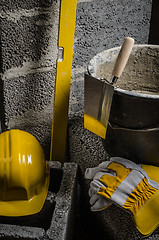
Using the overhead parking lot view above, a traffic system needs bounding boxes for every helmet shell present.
[0,129,50,216]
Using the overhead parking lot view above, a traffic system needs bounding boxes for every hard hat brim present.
[0,166,50,217]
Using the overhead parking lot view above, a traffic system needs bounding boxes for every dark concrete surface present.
[148,0,159,44]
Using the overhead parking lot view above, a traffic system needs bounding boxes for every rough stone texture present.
[0,0,54,11]
[3,71,55,159]
[0,225,46,240]
[0,0,60,159]
[0,162,78,240]
[46,163,78,240]
[4,72,54,116]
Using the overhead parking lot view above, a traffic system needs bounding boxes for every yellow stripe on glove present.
[85,157,159,236]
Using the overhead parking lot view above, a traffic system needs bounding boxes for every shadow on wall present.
[148,0,159,44]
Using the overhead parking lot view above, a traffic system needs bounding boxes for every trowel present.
[84,37,134,139]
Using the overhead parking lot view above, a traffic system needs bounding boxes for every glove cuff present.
[134,190,159,236]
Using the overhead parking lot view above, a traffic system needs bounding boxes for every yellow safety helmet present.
[0,129,50,216]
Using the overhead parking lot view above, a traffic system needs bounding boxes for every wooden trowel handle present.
[112,37,134,79]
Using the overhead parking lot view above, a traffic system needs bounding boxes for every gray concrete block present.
[68,117,109,175]
[3,70,55,159]
[0,224,46,240]
[73,0,152,67]
[69,79,84,116]
[0,3,59,72]
[4,71,54,119]
[46,163,78,240]
[0,0,55,11]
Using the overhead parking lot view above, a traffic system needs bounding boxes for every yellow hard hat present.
[0,129,50,216]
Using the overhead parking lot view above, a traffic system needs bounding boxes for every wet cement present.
[96,45,159,95]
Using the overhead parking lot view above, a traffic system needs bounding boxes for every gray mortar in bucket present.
[88,44,159,128]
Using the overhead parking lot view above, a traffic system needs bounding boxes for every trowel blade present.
[84,74,114,139]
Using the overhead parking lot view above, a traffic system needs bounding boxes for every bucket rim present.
[88,44,159,99]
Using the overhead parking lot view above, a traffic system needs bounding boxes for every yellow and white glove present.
[85,157,159,236]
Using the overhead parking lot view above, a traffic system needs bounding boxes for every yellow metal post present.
[50,0,77,163]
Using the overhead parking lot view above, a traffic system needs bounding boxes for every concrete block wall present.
[0,0,60,159]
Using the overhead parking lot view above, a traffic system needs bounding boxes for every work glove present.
[85,157,159,236]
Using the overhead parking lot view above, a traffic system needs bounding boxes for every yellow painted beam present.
[50,0,77,163]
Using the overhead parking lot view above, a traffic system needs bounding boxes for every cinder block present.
[0,162,78,240]
[0,3,59,72]
[46,163,78,240]
[3,70,55,159]
[0,0,55,11]
[0,224,46,240]
[4,71,54,119]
